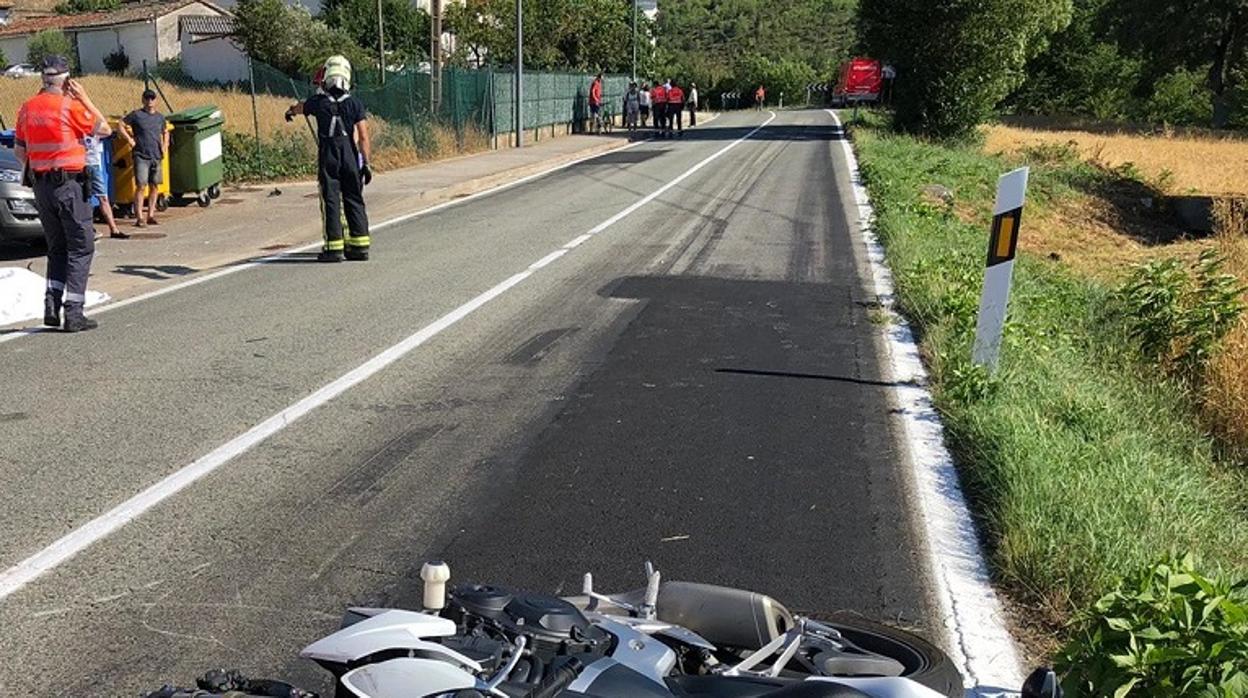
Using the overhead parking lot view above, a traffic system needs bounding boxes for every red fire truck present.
[831,58,884,106]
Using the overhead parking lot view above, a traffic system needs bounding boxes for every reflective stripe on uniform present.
[22,94,87,171]
[345,234,370,248]
[47,279,66,291]
[324,238,345,251]
[64,292,85,303]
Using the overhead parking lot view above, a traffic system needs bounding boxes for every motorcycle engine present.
[446,584,610,664]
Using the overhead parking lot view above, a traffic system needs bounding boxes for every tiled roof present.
[178,13,232,37]
[0,0,207,37]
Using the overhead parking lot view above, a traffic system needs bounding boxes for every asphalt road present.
[0,109,937,696]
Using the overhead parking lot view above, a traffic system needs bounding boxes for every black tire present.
[208,184,221,199]
[197,192,211,207]
[805,613,963,698]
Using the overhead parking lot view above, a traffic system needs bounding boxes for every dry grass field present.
[0,74,295,136]
[985,124,1248,196]
[984,123,1248,451]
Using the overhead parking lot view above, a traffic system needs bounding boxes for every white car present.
[3,63,39,79]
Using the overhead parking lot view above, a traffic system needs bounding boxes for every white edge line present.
[0,111,776,603]
[0,137,650,346]
[826,109,1024,697]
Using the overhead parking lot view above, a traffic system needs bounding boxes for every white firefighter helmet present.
[323,55,352,93]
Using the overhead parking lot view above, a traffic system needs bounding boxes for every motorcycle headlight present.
[0,169,22,183]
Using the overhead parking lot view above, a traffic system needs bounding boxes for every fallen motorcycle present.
[144,562,1062,698]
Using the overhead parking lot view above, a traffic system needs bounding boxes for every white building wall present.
[155,2,225,63]
[180,35,247,84]
[75,23,157,75]
[0,36,28,65]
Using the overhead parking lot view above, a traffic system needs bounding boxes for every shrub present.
[1056,554,1248,697]
[1120,250,1246,380]
[222,130,315,183]
[1142,68,1214,127]
[103,47,129,76]
[27,30,75,71]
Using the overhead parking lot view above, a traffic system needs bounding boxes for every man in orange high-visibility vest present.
[651,81,668,134]
[15,56,112,332]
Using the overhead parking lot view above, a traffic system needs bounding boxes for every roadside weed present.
[1056,554,1248,697]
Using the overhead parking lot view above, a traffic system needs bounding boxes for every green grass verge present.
[846,113,1248,622]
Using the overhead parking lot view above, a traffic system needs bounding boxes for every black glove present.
[284,108,295,123]
[360,163,373,186]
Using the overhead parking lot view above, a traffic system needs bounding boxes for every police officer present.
[286,56,373,262]
[15,55,112,332]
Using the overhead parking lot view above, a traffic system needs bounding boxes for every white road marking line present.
[0,112,775,603]
[826,109,1023,695]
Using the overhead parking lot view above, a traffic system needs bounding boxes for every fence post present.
[247,57,261,152]
[143,60,174,113]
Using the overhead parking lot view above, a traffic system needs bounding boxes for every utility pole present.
[631,0,637,81]
[431,0,442,113]
[376,0,385,84]
[515,0,523,147]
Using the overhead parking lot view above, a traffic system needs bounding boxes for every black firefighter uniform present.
[302,92,371,259]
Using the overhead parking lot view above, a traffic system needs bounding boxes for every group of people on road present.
[589,73,700,138]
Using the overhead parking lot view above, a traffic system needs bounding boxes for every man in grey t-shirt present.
[120,89,167,227]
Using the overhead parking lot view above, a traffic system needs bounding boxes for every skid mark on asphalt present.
[0,112,778,604]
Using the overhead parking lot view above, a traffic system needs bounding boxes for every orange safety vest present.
[652,85,668,104]
[15,92,94,172]
[667,86,685,104]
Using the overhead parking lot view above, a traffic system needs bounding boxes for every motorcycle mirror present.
[1022,667,1063,698]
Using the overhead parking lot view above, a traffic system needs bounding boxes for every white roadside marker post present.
[972,167,1029,371]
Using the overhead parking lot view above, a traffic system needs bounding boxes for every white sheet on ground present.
[0,267,109,326]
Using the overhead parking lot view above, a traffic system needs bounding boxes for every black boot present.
[344,248,370,261]
[318,250,345,263]
[43,293,62,328]
[62,304,98,332]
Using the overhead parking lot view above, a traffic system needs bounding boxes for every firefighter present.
[15,55,113,332]
[286,55,373,262]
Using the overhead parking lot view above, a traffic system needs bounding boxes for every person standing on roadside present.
[285,55,373,262]
[15,55,113,332]
[651,80,668,135]
[85,134,125,240]
[639,83,651,128]
[687,82,699,127]
[624,81,640,132]
[755,84,766,111]
[119,89,168,228]
[589,72,605,134]
[667,79,685,136]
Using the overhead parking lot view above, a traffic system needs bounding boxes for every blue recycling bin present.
[92,135,114,209]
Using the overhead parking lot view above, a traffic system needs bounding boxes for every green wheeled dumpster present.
[168,105,224,207]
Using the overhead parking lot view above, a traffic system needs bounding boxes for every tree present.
[859,0,1073,139]
[441,0,647,72]
[321,0,429,67]
[654,0,854,102]
[1104,0,1247,127]
[233,0,368,76]
[103,47,130,76]
[27,30,76,71]
[54,0,119,14]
